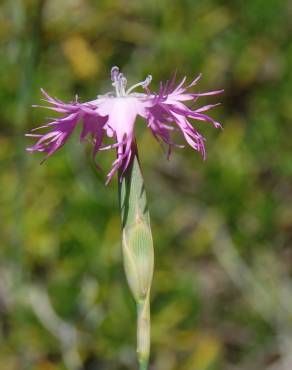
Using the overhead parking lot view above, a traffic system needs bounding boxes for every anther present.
[142,75,152,88]
[111,66,120,82]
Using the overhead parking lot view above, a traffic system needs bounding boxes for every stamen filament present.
[126,75,152,95]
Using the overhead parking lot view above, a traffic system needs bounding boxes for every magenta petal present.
[27,68,222,183]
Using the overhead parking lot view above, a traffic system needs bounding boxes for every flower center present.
[111,66,152,97]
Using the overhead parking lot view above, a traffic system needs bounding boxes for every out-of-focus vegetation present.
[0,0,292,369]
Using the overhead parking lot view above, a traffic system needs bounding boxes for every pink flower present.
[26,66,222,183]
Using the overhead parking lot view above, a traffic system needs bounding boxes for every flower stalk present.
[137,294,150,370]
[26,66,223,369]
[118,145,154,370]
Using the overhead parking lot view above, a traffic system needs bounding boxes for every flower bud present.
[122,219,154,302]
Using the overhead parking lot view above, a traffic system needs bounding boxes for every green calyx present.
[119,150,153,370]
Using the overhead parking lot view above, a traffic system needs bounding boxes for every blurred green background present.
[1,0,292,369]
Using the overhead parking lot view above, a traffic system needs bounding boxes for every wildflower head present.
[26,66,222,183]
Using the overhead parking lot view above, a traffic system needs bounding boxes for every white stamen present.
[111,67,122,96]
[110,66,152,97]
[112,81,121,97]
[119,73,127,96]
[126,75,152,95]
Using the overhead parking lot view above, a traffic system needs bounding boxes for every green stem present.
[137,295,150,370]
[139,359,149,370]
[119,147,153,370]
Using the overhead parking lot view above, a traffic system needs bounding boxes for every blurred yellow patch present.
[0,356,18,370]
[35,360,60,370]
[182,333,221,370]
[62,35,99,79]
